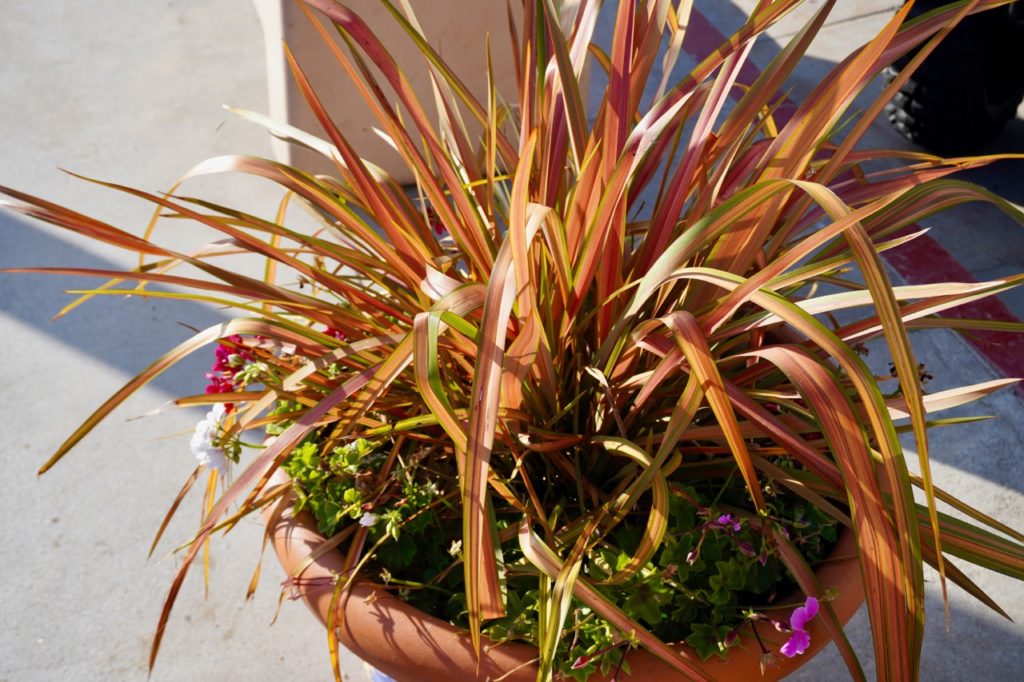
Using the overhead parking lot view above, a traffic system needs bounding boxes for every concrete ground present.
[0,1,1021,681]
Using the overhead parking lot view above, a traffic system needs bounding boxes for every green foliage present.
[283,437,382,535]
[288,440,838,677]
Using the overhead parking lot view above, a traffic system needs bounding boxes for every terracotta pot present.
[263,469,863,681]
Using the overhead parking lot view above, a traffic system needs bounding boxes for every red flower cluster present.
[204,335,255,412]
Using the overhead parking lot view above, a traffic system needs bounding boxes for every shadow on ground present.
[0,210,229,400]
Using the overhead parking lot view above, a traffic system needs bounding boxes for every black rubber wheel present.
[884,1,1024,155]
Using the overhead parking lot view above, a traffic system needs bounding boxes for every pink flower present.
[779,597,819,658]
[790,596,819,632]
[780,630,811,658]
[710,513,742,532]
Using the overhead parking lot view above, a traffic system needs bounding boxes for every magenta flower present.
[204,373,234,395]
[425,204,447,236]
[780,629,811,658]
[204,335,256,412]
[779,597,819,658]
[710,513,742,532]
[324,326,347,340]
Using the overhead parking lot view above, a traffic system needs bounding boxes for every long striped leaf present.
[743,344,913,680]
[518,519,714,681]
[37,319,316,473]
[645,311,767,512]
[462,181,547,650]
[658,268,925,680]
[588,437,674,583]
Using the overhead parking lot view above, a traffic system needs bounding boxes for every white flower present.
[358,512,378,527]
[190,406,228,472]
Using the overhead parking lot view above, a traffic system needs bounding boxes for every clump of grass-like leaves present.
[4,1,1024,680]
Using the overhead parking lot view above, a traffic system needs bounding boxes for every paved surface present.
[1,1,1021,681]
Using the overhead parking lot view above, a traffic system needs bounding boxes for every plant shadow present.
[0,210,230,402]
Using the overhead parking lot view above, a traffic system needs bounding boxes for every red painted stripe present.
[682,7,1024,392]
[884,228,1024,388]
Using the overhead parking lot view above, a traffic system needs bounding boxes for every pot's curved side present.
[262,470,538,682]
[263,470,863,681]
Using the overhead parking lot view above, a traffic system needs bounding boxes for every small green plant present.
[5,0,1024,681]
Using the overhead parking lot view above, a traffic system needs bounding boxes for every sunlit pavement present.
[1,2,1021,680]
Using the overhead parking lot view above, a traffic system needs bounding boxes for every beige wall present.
[253,0,519,183]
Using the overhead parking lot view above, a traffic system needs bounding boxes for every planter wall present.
[263,470,865,681]
[251,0,520,183]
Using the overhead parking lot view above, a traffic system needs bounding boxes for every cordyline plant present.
[5,0,1024,680]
